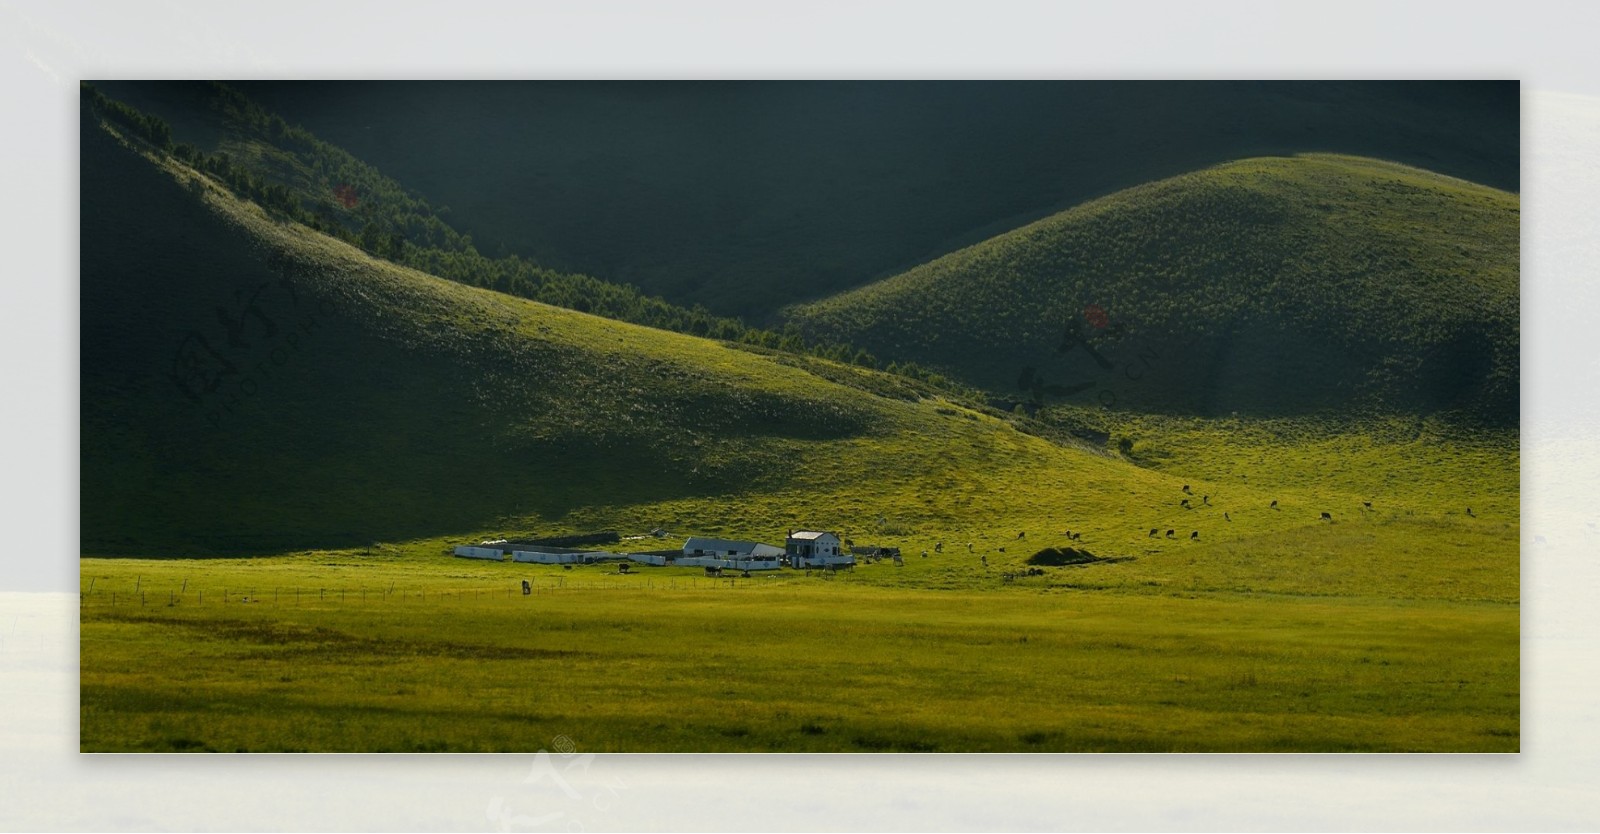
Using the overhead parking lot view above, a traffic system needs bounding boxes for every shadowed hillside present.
[107,81,1520,319]
[80,109,1142,556]
[80,115,866,554]
[789,155,1519,424]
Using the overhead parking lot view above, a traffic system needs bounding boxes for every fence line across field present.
[75,576,837,607]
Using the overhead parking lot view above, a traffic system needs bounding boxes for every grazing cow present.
[1320,512,1332,521]
[1270,500,1279,509]
[1202,495,1209,505]
[1149,528,1159,537]
[967,542,974,552]
[1180,499,1191,509]
[935,542,943,553]
[1165,529,1176,539]
[1182,485,1192,494]
[1190,531,1199,540]
[998,546,1006,553]
[704,566,722,577]
[1071,532,1081,541]
[1225,512,1232,522]
[1363,501,1372,509]
[1017,531,1026,539]
[1466,507,1476,518]
[981,556,988,566]
[921,550,928,558]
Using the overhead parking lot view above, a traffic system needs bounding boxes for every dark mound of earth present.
[1026,547,1100,566]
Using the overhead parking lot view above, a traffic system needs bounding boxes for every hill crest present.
[789,154,1519,423]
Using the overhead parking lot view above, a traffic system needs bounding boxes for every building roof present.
[682,537,782,556]
[787,530,837,540]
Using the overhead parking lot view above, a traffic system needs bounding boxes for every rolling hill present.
[80,101,1160,556]
[788,155,1519,424]
[106,81,1520,319]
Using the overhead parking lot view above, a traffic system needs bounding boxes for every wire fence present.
[75,573,861,609]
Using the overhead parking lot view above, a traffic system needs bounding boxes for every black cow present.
[1320,512,1332,521]
[1149,528,1159,537]
[1165,529,1176,539]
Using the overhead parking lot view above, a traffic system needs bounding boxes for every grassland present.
[80,101,1518,753]
[790,155,1519,423]
[79,577,1516,753]
[81,401,1518,751]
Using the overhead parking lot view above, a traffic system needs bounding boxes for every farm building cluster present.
[453,530,865,573]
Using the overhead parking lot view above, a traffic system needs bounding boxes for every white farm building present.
[680,537,784,570]
[453,545,506,561]
[511,547,626,565]
[786,530,853,568]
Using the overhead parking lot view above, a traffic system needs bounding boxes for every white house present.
[786,530,852,568]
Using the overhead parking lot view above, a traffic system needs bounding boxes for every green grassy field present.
[80,405,1518,751]
[80,572,1516,753]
